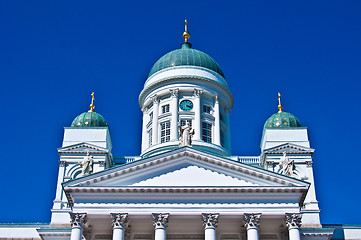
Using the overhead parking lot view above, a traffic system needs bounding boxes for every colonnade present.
[69,212,302,240]
[142,88,226,148]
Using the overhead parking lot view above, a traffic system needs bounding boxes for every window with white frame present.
[148,128,152,147]
[160,121,170,143]
[162,104,170,114]
[149,112,153,124]
[202,122,212,143]
[180,119,192,128]
[203,104,211,114]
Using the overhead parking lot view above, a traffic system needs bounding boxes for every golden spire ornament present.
[277,92,283,113]
[183,19,190,42]
[89,92,95,112]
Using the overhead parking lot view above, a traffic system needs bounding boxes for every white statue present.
[178,122,195,147]
[79,152,93,176]
[278,152,295,176]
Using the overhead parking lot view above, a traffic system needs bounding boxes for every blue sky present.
[0,1,360,224]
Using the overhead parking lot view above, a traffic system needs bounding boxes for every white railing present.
[236,156,261,164]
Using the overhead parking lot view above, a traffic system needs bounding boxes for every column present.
[244,213,261,240]
[285,213,302,240]
[70,213,87,240]
[169,89,179,141]
[151,95,160,145]
[202,213,219,240]
[224,106,231,151]
[213,96,221,145]
[111,213,128,240]
[141,107,148,152]
[193,89,202,141]
[152,213,169,240]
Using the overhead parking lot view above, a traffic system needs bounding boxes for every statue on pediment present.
[178,122,194,147]
[79,151,93,176]
[278,152,295,176]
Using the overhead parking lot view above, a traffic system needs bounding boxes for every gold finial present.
[278,92,283,113]
[183,19,190,42]
[89,92,95,112]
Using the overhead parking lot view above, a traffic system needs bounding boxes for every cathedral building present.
[0,21,360,240]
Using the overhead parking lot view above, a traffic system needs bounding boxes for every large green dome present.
[71,111,108,127]
[148,42,225,78]
[264,111,302,129]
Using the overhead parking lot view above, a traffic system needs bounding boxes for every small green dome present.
[71,111,108,127]
[148,42,225,78]
[264,111,302,129]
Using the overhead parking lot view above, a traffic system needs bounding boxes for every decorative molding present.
[266,161,274,168]
[244,213,261,230]
[58,143,109,154]
[69,213,87,229]
[169,89,179,98]
[193,88,203,98]
[151,95,160,104]
[202,213,219,229]
[152,213,169,229]
[263,143,314,155]
[59,161,67,167]
[111,213,128,229]
[99,161,106,167]
[139,75,233,108]
[306,161,313,167]
[285,213,302,229]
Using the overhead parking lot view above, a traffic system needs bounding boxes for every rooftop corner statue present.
[79,151,93,176]
[178,121,194,147]
[4,21,358,240]
[278,152,295,177]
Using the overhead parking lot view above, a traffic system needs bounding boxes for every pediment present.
[263,143,314,155]
[58,142,109,154]
[64,147,308,189]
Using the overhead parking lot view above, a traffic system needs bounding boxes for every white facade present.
[1,32,361,240]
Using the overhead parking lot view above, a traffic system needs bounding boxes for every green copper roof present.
[148,42,225,78]
[71,111,108,127]
[264,111,302,129]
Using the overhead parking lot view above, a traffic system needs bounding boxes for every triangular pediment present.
[58,142,109,154]
[263,143,314,155]
[64,147,308,189]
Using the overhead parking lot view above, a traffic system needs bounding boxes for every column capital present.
[202,213,219,229]
[193,88,203,97]
[151,95,160,104]
[70,213,87,229]
[169,89,179,98]
[59,160,67,167]
[214,95,219,103]
[111,213,128,229]
[152,213,169,229]
[285,213,302,229]
[244,213,261,230]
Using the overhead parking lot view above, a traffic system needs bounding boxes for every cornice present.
[139,75,234,109]
[64,186,308,207]
[58,143,110,155]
